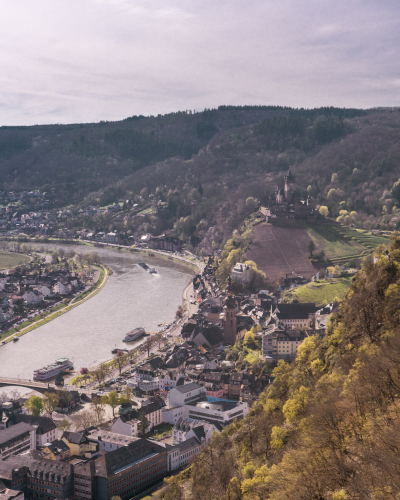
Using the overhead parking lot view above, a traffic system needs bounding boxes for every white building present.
[53,282,67,295]
[22,290,43,305]
[36,285,54,297]
[172,417,220,445]
[167,383,207,409]
[162,407,184,425]
[184,400,248,426]
[231,263,252,284]
[89,430,140,452]
[176,437,202,468]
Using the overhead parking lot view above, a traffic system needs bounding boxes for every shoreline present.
[66,253,201,386]
[0,265,109,345]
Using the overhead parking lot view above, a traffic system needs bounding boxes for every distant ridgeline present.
[0,105,365,207]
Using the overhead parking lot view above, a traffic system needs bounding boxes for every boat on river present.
[123,327,146,342]
[33,358,74,380]
[138,262,157,274]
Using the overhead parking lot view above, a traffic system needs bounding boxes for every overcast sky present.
[0,0,399,125]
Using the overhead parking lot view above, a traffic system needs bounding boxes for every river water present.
[0,245,194,380]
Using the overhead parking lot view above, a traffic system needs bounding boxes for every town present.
[0,235,345,500]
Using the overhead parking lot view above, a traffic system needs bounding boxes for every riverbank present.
[66,255,201,389]
[0,265,109,344]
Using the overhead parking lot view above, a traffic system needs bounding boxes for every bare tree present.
[91,396,106,426]
[71,409,96,431]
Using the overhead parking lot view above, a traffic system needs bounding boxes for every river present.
[0,245,194,381]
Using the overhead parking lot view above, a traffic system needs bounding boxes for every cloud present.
[0,0,399,125]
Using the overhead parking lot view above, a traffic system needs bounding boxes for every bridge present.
[0,377,56,394]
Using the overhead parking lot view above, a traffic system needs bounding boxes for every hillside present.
[245,223,317,282]
[2,107,400,259]
[244,222,389,284]
[0,106,304,206]
[161,236,400,499]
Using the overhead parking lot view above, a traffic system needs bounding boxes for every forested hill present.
[161,236,400,500]
[0,105,364,207]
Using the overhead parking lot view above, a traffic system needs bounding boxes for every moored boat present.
[123,327,146,342]
[33,358,74,380]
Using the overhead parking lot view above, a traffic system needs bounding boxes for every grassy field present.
[286,277,353,306]
[0,251,30,269]
[306,225,389,262]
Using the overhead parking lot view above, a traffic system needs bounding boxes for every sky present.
[0,0,399,125]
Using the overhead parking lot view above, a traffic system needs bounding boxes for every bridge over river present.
[0,377,55,393]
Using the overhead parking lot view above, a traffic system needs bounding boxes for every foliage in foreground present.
[162,236,400,499]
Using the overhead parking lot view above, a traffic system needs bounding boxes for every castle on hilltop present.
[259,167,318,224]
[276,168,296,204]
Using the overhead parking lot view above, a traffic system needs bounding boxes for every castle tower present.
[284,168,295,201]
[223,295,237,345]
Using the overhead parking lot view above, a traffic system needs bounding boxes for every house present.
[231,263,252,284]
[167,383,207,409]
[22,290,43,305]
[53,282,67,295]
[88,431,140,453]
[0,423,36,461]
[41,440,71,461]
[61,431,98,458]
[268,303,318,329]
[262,325,309,360]
[36,284,54,297]
[161,406,185,425]
[112,410,143,437]
[172,417,220,446]
[175,437,202,468]
[73,438,167,500]
[140,400,164,429]
[11,415,57,448]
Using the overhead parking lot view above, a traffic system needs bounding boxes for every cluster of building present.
[0,263,86,328]
[0,375,248,499]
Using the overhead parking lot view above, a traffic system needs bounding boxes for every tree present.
[391,178,400,203]
[120,385,134,404]
[26,395,44,416]
[91,396,106,426]
[104,391,119,417]
[114,351,125,376]
[308,240,315,257]
[72,409,96,431]
[246,197,255,209]
[142,337,154,358]
[57,418,71,433]
[331,173,339,183]
[139,410,150,437]
[244,330,256,348]
[175,305,184,319]
[43,392,59,418]
[319,206,329,217]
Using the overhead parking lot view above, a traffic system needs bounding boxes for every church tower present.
[284,168,295,201]
[223,295,238,345]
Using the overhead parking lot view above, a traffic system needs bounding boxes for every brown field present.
[246,223,317,282]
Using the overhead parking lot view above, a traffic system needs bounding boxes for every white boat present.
[148,267,157,274]
[33,358,74,380]
[123,327,146,342]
